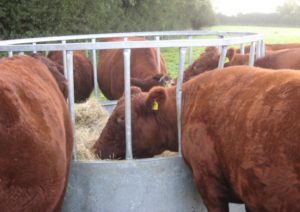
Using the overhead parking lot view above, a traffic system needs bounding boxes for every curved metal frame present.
[0,31,264,211]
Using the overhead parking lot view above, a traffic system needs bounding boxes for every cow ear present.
[226,48,235,61]
[131,78,146,89]
[131,86,142,95]
[145,87,167,112]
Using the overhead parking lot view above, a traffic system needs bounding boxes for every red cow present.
[236,42,300,54]
[0,55,73,211]
[47,50,94,103]
[226,48,300,70]
[254,48,300,69]
[30,53,68,99]
[97,37,170,100]
[182,46,220,82]
[93,66,300,211]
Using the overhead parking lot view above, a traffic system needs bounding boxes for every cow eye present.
[116,116,125,125]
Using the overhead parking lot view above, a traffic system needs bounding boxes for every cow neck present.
[155,87,178,151]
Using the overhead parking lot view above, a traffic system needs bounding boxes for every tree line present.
[216,0,300,27]
[0,0,215,40]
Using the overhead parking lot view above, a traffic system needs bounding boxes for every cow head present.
[131,74,172,91]
[224,48,249,66]
[93,86,178,159]
[183,46,220,82]
[30,53,68,99]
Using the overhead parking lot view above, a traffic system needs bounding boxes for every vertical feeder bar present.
[248,41,256,66]
[62,40,68,77]
[124,48,133,160]
[155,36,161,72]
[32,42,37,53]
[92,38,99,97]
[218,46,228,69]
[188,36,193,65]
[66,50,76,160]
[176,47,187,156]
[8,51,13,57]
[218,34,224,52]
[256,40,261,58]
[260,39,265,57]
[240,43,245,55]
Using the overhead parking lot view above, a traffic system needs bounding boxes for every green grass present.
[92,25,300,100]
[162,25,300,77]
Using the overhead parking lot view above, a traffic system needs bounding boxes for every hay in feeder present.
[74,97,109,160]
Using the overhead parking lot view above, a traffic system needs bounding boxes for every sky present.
[211,0,288,16]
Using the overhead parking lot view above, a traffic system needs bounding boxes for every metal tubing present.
[248,42,256,66]
[66,50,76,160]
[155,36,161,72]
[0,30,263,46]
[176,47,187,157]
[188,36,193,64]
[62,40,68,77]
[32,42,37,53]
[92,39,99,97]
[123,49,133,160]
[256,40,261,58]
[240,43,245,55]
[218,35,224,52]
[260,39,265,57]
[218,46,228,69]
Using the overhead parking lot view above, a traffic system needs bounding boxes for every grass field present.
[162,25,300,77]
[93,25,300,100]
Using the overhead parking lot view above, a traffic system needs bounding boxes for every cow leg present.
[193,174,229,212]
[182,124,230,212]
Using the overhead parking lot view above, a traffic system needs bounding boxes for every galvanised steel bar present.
[261,39,266,57]
[62,40,68,78]
[248,41,256,66]
[176,47,187,157]
[155,36,161,72]
[32,42,37,53]
[240,43,245,55]
[66,50,76,160]
[0,35,264,52]
[218,45,228,69]
[256,40,261,59]
[0,31,261,46]
[188,35,193,65]
[92,38,99,98]
[123,48,133,160]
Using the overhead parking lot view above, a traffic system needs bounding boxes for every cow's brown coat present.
[0,56,73,211]
[48,50,94,102]
[94,66,300,211]
[97,37,169,100]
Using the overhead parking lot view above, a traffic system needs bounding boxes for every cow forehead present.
[113,93,147,118]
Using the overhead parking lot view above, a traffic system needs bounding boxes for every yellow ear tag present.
[225,57,230,63]
[152,100,159,111]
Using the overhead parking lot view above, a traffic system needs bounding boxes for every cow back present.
[0,55,73,211]
[97,37,167,100]
[48,50,94,102]
[182,66,300,210]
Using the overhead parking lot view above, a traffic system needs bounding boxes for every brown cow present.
[182,46,220,82]
[0,55,73,211]
[94,66,300,211]
[47,50,94,103]
[236,43,300,54]
[226,48,300,70]
[30,53,68,99]
[97,37,170,100]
